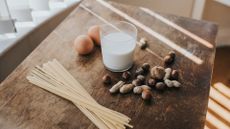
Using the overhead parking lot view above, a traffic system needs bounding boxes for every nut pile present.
[102,51,181,102]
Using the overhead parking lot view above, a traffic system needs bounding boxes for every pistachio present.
[164,68,172,80]
[164,79,174,87]
[172,80,181,87]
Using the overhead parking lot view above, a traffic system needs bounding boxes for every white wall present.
[0,0,9,17]
[108,0,195,17]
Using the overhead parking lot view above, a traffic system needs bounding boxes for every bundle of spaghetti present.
[27,59,133,129]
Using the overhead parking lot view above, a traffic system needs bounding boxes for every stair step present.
[31,10,53,24]
[0,19,15,34]
[29,0,49,10]
[9,8,33,22]
[15,21,35,33]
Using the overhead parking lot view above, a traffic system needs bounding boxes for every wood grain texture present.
[0,0,217,129]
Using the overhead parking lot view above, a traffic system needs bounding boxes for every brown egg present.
[74,35,94,55]
[88,25,101,46]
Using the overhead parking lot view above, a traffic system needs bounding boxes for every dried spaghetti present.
[27,59,132,129]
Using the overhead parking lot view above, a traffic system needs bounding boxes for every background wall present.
[0,2,80,82]
[109,0,230,46]
[203,0,230,45]
[109,0,195,17]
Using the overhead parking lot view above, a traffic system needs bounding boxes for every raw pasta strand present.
[30,68,130,123]
[26,59,132,129]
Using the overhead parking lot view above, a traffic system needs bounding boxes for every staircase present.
[205,83,230,129]
[0,0,80,54]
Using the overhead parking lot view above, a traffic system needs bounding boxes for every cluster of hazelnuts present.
[102,51,181,101]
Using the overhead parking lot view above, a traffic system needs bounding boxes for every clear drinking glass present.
[100,21,137,72]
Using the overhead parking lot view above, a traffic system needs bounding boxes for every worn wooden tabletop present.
[0,0,217,129]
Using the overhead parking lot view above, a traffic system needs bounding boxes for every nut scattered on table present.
[147,78,156,88]
[104,51,181,103]
[133,86,143,94]
[137,75,145,83]
[171,70,179,80]
[122,71,131,81]
[163,51,176,65]
[164,68,172,80]
[164,79,174,87]
[142,63,150,72]
[139,85,151,91]
[150,66,166,80]
[141,90,152,100]
[155,82,166,90]
[132,79,142,86]
[102,74,112,84]
[139,37,148,49]
[163,55,174,65]
[120,84,135,94]
[171,80,181,87]
[109,81,125,93]
[135,67,145,76]
[169,51,176,59]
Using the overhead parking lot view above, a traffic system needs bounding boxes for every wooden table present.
[0,0,217,129]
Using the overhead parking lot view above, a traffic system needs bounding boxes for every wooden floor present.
[205,46,230,129]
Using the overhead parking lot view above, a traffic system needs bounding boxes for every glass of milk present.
[100,21,137,72]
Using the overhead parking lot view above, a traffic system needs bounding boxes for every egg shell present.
[74,35,94,55]
[88,25,101,46]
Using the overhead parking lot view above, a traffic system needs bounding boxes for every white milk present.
[101,32,136,72]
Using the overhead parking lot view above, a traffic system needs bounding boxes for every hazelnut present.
[135,67,145,76]
[140,85,151,90]
[147,78,156,87]
[142,63,150,72]
[139,42,147,49]
[171,70,179,80]
[169,51,176,59]
[141,90,152,100]
[155,82,166,90]
[137,75,145,82]
[133,86,143,94]
[140,37,147,44]
[150,66,165,80]
[132,79,142,86]
[139,37,148,49]
[163,55,174,65]
[122,71,131,80]
[102,74,112,84]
